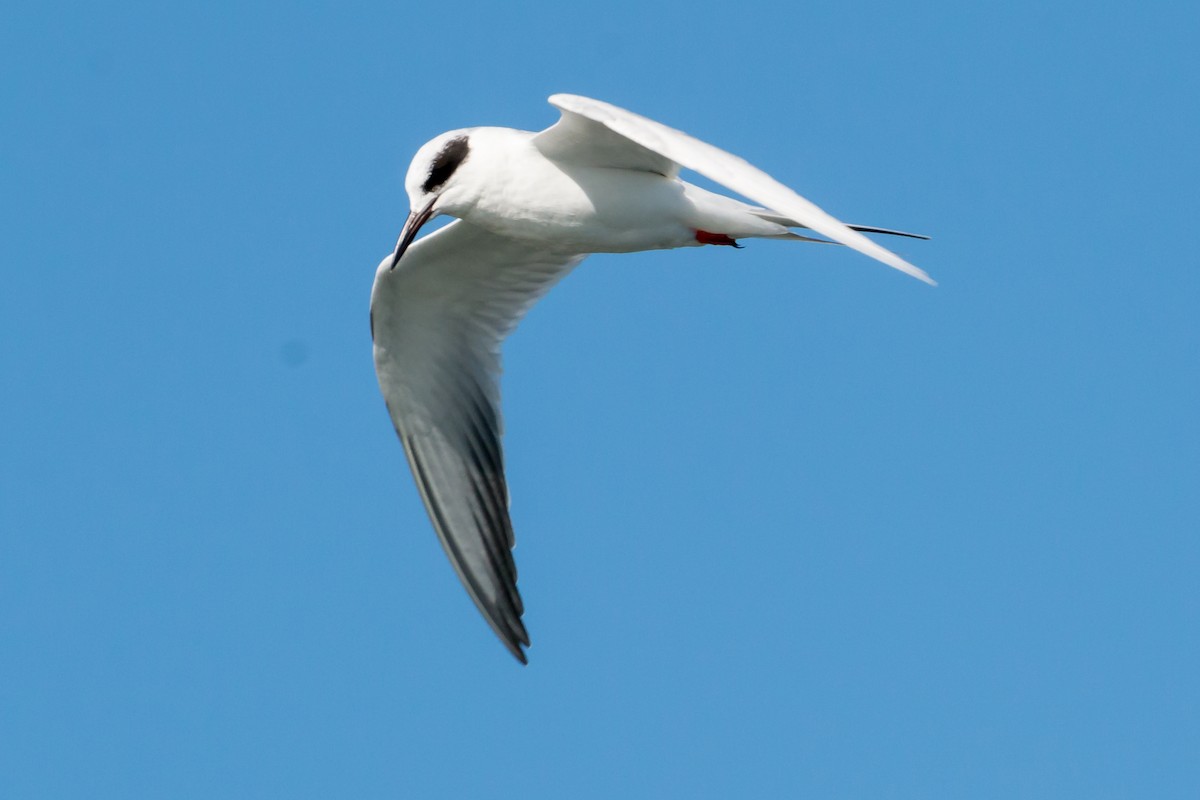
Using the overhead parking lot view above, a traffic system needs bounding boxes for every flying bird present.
[371,94,932,663]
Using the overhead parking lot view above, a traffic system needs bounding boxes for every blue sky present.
[2,1,1197,797]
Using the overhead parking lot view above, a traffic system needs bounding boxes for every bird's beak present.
[388,197,438,270]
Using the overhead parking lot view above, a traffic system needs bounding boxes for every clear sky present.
[2,1,1197,798]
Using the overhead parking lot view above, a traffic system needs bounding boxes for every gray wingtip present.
[907,266,938,287]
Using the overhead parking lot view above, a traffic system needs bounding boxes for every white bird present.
[371,93,932,663]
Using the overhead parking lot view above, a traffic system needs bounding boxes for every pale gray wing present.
[533,102,680,178]
[536,94,935,286]
[371,220,585,663]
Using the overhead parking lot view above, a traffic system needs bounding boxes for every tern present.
[371,93,932,663]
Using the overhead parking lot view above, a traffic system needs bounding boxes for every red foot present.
[695,230,742,248]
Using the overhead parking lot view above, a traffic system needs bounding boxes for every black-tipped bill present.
[388,197,438,270]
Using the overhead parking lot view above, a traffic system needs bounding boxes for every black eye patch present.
[422,135,470,194]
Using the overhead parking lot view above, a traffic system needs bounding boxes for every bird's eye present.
[422,136,470,194]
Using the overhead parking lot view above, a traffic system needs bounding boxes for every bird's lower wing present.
[541,94,934,286]
[371,220,585,663]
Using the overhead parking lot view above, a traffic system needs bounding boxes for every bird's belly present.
[464,165,697,254]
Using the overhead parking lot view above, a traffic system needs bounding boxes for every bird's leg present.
[694,230,742,248]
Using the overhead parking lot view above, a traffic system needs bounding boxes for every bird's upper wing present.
[533,102,680,178]
[371,219,585,663]
[535,94,934,286]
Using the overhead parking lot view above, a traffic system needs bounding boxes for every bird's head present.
[389,130,475,269]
